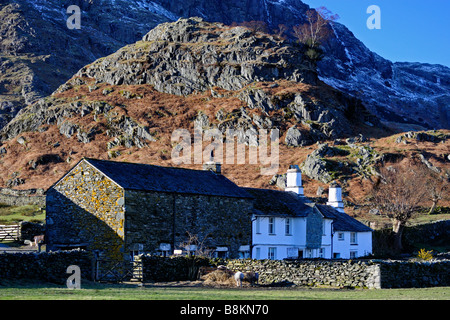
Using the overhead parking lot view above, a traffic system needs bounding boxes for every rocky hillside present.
[0,18,375,188]
[1,18,377,141]
[0,18,448,217]
[0,0,448,132]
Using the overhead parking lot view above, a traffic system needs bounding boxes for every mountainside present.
[0,18,378,189]
[0,0,449,132]
[0,17,448,216]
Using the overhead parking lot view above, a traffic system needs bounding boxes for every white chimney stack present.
[285,165,304,196]
[327,181,344,212]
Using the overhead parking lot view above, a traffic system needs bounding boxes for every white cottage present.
[245,165,372,260]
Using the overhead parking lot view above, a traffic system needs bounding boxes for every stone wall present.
[46,160,125,261]
[46,159,253,262]
[378,260,450,288]
[224,259,380,288]
[0,250,93,284]
[0,188,45,206]
[223,258,450,289]
[125,190,254,258]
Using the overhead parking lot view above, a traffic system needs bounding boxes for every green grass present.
[0,281,448,300]
[0,205,44,224]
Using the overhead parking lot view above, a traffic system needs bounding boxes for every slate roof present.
[82,158,252,199]
[317,205,372,232]
[243,188,313,217]
[244,187,372,233]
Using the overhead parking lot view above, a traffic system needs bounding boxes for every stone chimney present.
[327,181,344,212]
[203,149,221,174]
[203,162,221,174]
[285,165,304,196]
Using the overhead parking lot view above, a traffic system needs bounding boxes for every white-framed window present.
[268,217,275,234]
[255,247,261,259]
[255,217,261,234]
[350,250,358,259]
[285,218,292,235]
[350,232,357,244]
[268,247,277,260]
[338,232,344,241]
[319,248,325,258]
[322,220,326,235]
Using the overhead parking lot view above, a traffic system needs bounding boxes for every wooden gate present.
[95,259,143,283]
[0,225,20,241]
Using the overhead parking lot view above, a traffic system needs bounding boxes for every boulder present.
[285,126,312,147]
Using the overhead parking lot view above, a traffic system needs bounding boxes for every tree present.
[179,232,212,280]
[274,24,288,39]
[370,163,427,252]
[292,6,339,67]
[421,165,449,215]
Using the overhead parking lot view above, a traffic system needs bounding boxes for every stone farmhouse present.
[46,159,372,262]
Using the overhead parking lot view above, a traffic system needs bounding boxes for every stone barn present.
[46,158,253,262]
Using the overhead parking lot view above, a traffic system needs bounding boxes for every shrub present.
[417,248,434,261]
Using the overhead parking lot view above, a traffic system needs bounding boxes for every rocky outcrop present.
[75,17,317,96]
[2,17,376,145]
[285,125,312,147]
[301,144,334,184]
[0,0,448,132]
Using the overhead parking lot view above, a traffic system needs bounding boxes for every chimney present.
[203,149,221,174]
[285,165,304,196]
[327,181,344,212]
[203,162,221,174]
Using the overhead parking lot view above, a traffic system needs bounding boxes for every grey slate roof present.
[244,187,372,233]
[83,158,252,199]
[243,188,314,217]
[317,205,372,232]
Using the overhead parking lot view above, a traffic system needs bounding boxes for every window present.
[159,243,171,257]
[322,220,326,235]
[239,245,250,259]
[285,218,292,235]
[129,243,144,261]
[350,250,357,259]
[215,247,229,258]
[333,252,341,259]
[319,248,325,258]
[268,247,277,260]
[255,247,261,259]
[350,232,357,244]
[338,232,344,241]
[268,217,275,234]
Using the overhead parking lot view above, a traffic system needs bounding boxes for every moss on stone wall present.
[47,160,125,261]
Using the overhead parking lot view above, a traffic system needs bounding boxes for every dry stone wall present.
[0,188,45,206]
[0,250,92,284]
[224,258,450,289]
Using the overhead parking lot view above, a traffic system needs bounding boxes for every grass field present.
[0,281,449,300]
[0,204,44,224]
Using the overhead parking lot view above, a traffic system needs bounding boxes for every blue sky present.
[301,0,450,67]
